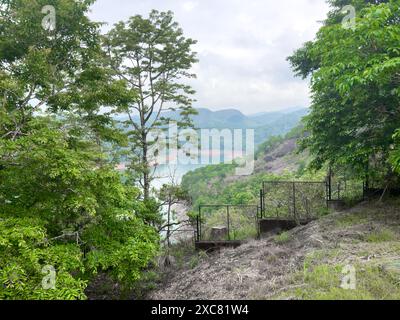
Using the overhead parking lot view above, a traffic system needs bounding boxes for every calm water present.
[152,164,205,189]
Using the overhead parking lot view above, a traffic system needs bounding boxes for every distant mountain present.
[116,107,308,145]
[189,108,255,129]
[248,107,306,117]
[252,109,309,145]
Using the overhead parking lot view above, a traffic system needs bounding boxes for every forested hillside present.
[0,1,197,299]
[1,0,400,302]
[160,0,400,301]
[181,125,321,211]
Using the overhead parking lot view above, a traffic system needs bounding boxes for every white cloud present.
[89,0,330,114]
[182,1,198,12]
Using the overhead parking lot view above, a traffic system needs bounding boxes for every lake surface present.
[152,164,205,189]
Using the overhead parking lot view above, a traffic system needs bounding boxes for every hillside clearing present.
[150,200,400,300]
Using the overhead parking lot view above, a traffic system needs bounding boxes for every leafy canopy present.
[1,0,161,299]
[104,10,198,200]
[288,0,400,180]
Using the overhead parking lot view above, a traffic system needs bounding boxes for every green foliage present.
[0,117,160,298]
[325,0,390,26]
[0,0,110,137]
[165,238,197,269]
[189,256,200,269]
[255,136,286,160]
[129,270,161,299]
[289,1,400,181]
[389,129,400,174]
[158,184,190,203]
[0,1,162,300]
[183,163,327,219]
[255,124,305,160]
[104,10,198,200]
[335,214,369,227]
[84,218,159,284]
[0,218,87,300]
[201,208,258,241]
[182,158,299,211]
[181,163,237,207]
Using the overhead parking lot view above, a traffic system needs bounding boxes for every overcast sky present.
[89,0,330,115]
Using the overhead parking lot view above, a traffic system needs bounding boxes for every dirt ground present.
[150,200,400,300]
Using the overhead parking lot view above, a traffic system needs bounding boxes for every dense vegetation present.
[181,126,320,210]
[181,0,400,245]
[0,117,158,299]
[288,0,400,186]
[1,0,399,301]
[0,0,194,299]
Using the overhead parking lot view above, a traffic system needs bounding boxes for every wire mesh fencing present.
[197,205,260,241]
[262,181,328,221]
[328,171,365,202]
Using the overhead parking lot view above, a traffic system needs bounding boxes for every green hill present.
[181,125,318,210]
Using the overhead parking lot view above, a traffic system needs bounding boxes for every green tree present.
[157,183,190,247]
[104,10,198,201]
[288,1,400,184]
[389,129,400,174]
[0,0,102,139]
[0,0,160,299]
[325,0,390,25]
[0,117,159,299]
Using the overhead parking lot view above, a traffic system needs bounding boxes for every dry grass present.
[150,199,400,300]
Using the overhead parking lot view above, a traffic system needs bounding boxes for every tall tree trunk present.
[142,130,150,201]
[167,196,171,248]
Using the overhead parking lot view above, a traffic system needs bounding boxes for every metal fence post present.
[197,206,201,242]
[325,179,328,206]
[328,167,332,201]
[262,182,266,217]
[292,182,297,222]
[227,205,231,241]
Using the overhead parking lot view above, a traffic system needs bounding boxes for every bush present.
[0,118,160,299]
[0,218,87,300]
